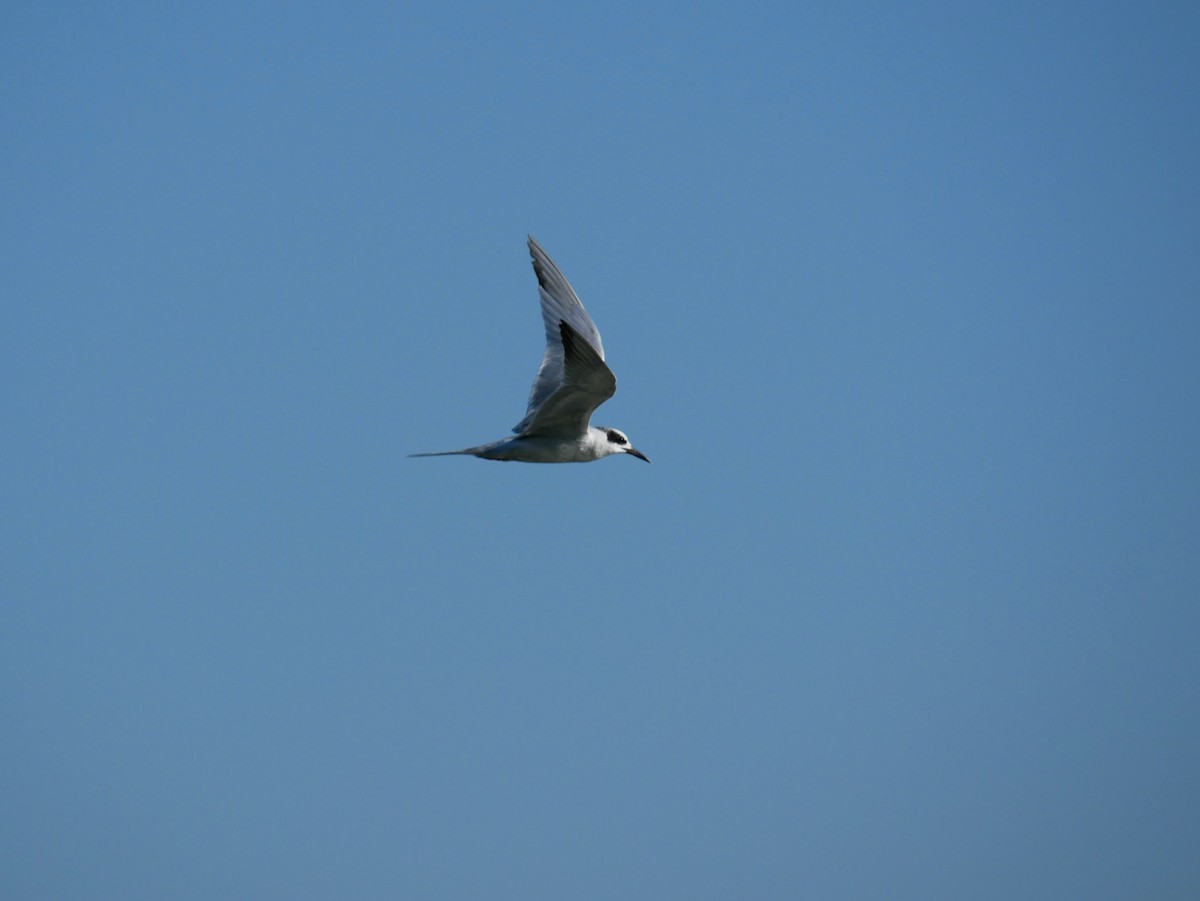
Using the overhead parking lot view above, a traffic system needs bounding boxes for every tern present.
[410,236,649,464]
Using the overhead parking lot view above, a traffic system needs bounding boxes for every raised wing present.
[513,236,606,433]
[520,321,616,438]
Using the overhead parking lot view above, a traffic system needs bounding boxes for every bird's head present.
[600,427,650,463]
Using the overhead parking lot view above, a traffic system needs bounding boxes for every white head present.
[598,426,650,463]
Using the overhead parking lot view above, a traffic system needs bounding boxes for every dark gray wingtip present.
[558,319,576,358]
[529,235,553,291]
[558,319,601,369]
[558,319,614,397]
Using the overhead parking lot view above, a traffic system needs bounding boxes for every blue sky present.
[3,2,1198,898]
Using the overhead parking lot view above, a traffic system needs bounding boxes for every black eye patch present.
[606,430,627,445]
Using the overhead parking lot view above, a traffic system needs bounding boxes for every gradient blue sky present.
[4,3,1199,898]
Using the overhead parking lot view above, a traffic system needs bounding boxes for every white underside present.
[475,427,615,463]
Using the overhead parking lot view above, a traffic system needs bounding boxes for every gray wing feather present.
[513,236,606,433]
[520,322,616,438]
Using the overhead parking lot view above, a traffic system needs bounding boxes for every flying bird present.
[410,236,649,464]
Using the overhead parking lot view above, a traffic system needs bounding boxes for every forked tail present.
[408,440,503,459]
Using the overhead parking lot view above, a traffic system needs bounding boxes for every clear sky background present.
[4,3,1198,899]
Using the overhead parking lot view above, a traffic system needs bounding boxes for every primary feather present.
[514,235,608,434]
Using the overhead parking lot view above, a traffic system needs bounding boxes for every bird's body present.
[413,427,628,463]
[411,237,648,464]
